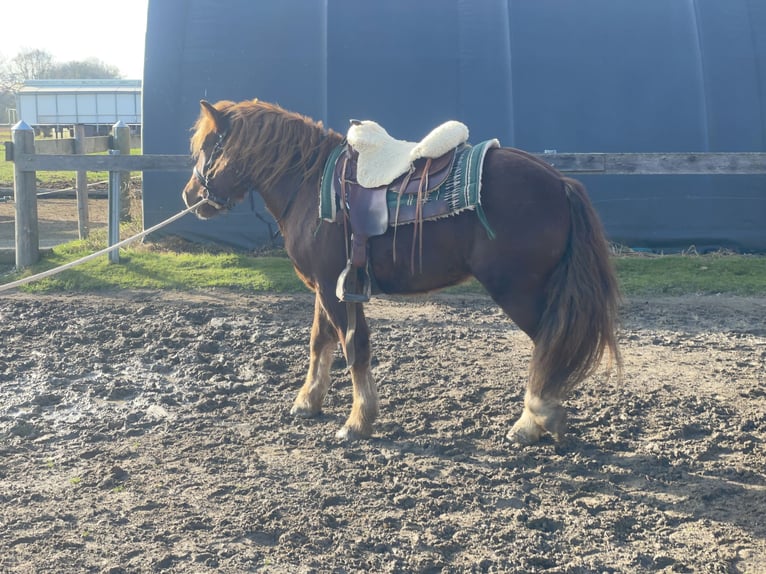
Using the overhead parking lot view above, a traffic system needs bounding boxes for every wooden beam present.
[13,153,192,172]
[12,123,39,268]
[112,121,132,221]
[533,152,766,175]
[603,153,766,175]
[532,153,605,172]
[73,125,89,239]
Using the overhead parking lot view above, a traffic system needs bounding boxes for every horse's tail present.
[529,178,621,399]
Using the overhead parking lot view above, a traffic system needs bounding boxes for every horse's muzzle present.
[182,183,220,219]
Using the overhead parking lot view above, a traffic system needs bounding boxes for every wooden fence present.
[5,121,187,269]
[5,120,766,269]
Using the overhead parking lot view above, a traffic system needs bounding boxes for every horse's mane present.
[190,99,343,190]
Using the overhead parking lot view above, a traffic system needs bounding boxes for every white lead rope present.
[0,200,210,294]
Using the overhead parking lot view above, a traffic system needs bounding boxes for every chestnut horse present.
[182,99,620,444]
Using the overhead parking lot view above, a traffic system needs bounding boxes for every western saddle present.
[333,119,469,302]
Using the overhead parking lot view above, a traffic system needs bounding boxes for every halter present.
[191,128,303,233]
[193,131,236,210]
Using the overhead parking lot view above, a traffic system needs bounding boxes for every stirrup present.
[336,260,372,303]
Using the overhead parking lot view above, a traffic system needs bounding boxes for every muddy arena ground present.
[0,290,764,573]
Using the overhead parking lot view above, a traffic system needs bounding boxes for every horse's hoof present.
[336,425,371,442]
[290,404,321,418]
[547,417,567,443]
[506,426,541,446]
[506,416,567,445]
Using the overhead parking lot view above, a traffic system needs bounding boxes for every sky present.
[1,0,149,79]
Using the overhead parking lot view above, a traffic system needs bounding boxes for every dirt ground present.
[0,290,764,573]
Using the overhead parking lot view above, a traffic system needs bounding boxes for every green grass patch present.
[3,239,766,296]
[13,241,308,293]
[614,253,766,296]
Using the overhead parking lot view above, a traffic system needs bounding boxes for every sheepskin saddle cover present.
[347,119,469,188]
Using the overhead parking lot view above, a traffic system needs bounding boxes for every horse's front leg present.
[333,300,379,440]
[290,294,338,417]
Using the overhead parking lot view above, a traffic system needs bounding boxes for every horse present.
[182,98,621,445]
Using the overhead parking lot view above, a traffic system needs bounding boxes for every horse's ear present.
[200,100,224,131]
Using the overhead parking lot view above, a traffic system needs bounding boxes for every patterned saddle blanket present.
[320,138,499,236]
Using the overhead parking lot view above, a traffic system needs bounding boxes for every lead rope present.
[0,200,211,293]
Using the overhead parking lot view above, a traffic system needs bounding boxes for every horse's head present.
[182,100,251,219]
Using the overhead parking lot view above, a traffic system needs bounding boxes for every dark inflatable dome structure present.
[142,0,766,251]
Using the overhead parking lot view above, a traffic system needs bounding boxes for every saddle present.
[333,119,470,302]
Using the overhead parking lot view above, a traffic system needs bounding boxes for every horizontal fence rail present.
[11,152,192,171]
[537,152,766,175]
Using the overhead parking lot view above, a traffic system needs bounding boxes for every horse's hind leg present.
[509,390,567,445]
[477,278,568,445]
[291,294,338,417]
[506,302,568,444]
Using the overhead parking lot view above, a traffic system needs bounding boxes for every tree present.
[0,91,15,124]
[2,49,122,86]
[9,48,55,84]
[51,58,122,80]
[0,53,19,124]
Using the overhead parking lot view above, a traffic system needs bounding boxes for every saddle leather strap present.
[339,155,351,263]
[410,157,431,275]
[338,155,358,368]
[392,167,415,264]
[345,300,357,369]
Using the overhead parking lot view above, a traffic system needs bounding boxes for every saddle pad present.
[347,121,417,188]
[347,119,469,188]
[320,139,499,237]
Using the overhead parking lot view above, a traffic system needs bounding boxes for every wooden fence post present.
[112,121,131,221]
[107,150,121,263]
[12,121,38,269]
[73,124,90,239]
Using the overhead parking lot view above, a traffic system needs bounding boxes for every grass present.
[614,252,766,296]
[3,231,766,296]
[11,233,309,294]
